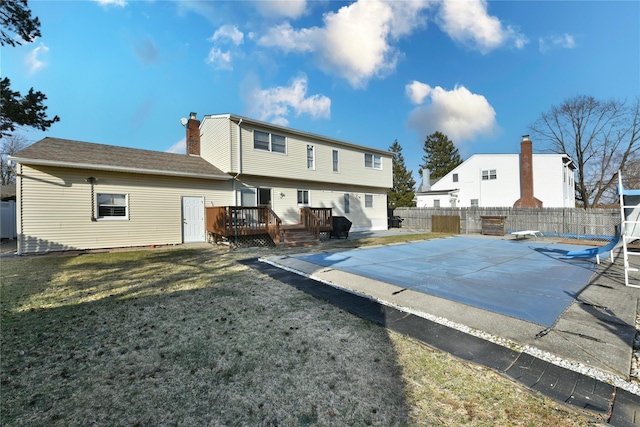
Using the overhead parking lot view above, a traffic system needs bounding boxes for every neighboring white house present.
[415,136,576,208]
[9,113,392,254]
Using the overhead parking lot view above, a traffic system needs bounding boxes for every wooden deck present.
[206,206,332,245]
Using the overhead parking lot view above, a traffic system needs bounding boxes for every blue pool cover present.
[294,237,597,327]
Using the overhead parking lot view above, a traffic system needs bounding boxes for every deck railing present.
[306,207,333,231]
[206,206,329,245]
[266,208,283,244]
[300,207,321,240]
[206,206,281,239]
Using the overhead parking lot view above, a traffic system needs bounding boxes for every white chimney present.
[420,169,431,192]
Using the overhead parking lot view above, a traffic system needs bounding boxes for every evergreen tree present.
[420,131,462,179]
[388,140,416,208]
[1,0,59,138]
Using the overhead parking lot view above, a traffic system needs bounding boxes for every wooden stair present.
[280,224,319,247]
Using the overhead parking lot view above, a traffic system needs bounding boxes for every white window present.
[481,169,497,180]
[297,190,310,205]
[271,134,286,153]
[307,145,315,169]
[470,199,479,207]
[254,130,286,153]
[364,153,382,170]
[333,150,339,172]
[453,173,458,182]
[97,193,128,219]
[365,194,373,208]
[434,199,440,208]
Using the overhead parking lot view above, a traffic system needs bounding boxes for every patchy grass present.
[1,242,599,426]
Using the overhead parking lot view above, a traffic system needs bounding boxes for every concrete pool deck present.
[257,234,639,424]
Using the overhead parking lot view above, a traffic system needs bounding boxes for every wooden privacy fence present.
[432,215,461,234]
[394,207,621,241]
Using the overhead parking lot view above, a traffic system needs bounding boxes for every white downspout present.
[233,118,243,206]
[15,163,22,255]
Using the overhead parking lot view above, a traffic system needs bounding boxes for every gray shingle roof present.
[10,137,230,180]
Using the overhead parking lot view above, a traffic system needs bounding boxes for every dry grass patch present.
[1,243,599,426]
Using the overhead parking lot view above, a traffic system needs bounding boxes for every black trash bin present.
[388,216,403,228]
[330,216,352,239]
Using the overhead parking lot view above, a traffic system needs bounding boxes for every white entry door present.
[182,196,205,243]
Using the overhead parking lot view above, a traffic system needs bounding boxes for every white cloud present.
[258,0,432,88]
[210,25,244,46]
[437,0,527,54]
[406,80,432,105]
[256,0,308,19]
[259,22,316,52]
[25,42,49,75]
[206,25,244,70]
[406,82,497,143]
[93,0,127,7]
[206,48,233,70]
[539,33,576,53]
[246,75,331,126]
[166,137,186,154]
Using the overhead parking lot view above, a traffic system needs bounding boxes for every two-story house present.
[415,136,576,208]
[9,113,392,254]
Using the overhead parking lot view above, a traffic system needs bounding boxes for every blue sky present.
[4,0,639,178]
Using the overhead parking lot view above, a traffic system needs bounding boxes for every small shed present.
[480,215,507,236]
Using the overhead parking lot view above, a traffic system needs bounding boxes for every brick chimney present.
[186,112,201,156]
[513,135,543,208]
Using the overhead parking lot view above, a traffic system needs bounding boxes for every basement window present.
[97,193,128,219]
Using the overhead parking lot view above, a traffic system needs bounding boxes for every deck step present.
[280,226,319,246]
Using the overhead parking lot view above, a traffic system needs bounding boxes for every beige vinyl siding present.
[200,116,233,173]
[17,165,231,254]
[236,177,388,231]
[238,126,391,189]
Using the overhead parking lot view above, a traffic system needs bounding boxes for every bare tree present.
[622,151,640,189]
[1,134,28,185]
[529,95,640,208]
